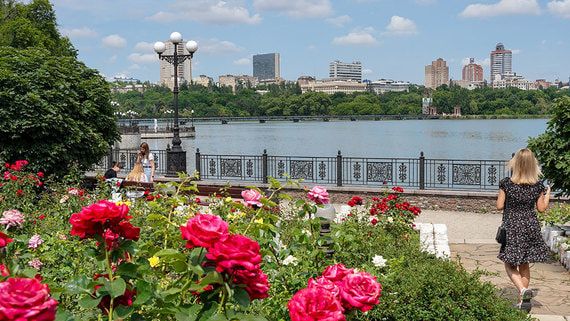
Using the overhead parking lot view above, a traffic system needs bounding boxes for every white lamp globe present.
[185,40,198,53]
[170,32,182,44]
[153,41,166,54]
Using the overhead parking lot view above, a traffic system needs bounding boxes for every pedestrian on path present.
[137,142,155,183]
[496,148,551,312]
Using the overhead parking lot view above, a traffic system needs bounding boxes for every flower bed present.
[0,162,529,320]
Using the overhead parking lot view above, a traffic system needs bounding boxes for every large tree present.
[528,96,570,196]
[0,0,118,177]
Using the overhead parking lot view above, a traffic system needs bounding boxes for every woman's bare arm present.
[536,185,551,212]
[496,189,506,210]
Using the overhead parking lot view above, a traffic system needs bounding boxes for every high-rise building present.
[253,53,280,81]
[329,61,362,82]
[159,41,193,90]
[462,58,484,82]
[490,43,512,83]
[424,58,449,89]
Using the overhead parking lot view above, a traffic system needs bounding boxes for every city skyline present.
[52,0,570,84]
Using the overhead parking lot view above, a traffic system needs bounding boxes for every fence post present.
[107,147,114,170]
[195,148,201,180]
[419,151,425,190]
[262,149,268,184]
[336,150,343,187]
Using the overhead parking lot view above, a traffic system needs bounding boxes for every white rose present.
[282,255,299,266]
[372,255,387,268]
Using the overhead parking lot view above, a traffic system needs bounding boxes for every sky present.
[50,0,570,84]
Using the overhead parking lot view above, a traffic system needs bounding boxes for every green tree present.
[528,97,570,195]
[0,47,118,177]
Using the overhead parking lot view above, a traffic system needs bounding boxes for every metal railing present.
[92,149,168,175]
[196,150,509,191]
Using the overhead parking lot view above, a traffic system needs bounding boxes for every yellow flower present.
[225,197,233,203]
[116,200,132,207]
[254,218,264,224]
[148,256,160,268]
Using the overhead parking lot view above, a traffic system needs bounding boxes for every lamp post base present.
[166,149,187,177]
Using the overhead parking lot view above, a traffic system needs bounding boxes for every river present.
[135,119,547,162]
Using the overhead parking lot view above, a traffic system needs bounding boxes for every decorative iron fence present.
[92,149,168,175]
[196,150,509,191]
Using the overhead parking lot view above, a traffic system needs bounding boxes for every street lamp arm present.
[158,53,195,65]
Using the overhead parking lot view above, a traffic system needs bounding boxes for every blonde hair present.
[508,148,541,185]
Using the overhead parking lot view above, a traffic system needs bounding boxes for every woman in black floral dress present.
[496,148,551,312]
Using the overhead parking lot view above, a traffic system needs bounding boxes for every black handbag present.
[495,225,506,244]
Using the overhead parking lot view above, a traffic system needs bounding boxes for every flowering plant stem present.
[105,248,115,321]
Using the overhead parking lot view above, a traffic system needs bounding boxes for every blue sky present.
[51,0,570,84]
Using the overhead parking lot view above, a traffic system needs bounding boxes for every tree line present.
[112,82,570,118]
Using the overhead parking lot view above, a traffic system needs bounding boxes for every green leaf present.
[116,262,138,278]
[54,309,75,321]
[114,305,134,319]
[233,287,251,308]
[78,296,102,309]
[133,280,153,306]
[109,277,127,298]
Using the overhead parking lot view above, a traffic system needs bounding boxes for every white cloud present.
[61,27,97,38]
[332,27,378,46]
[460,0,540,18]
[134,42,155,53]
[108,55,117,63]
[363,69,373,75]
[128,53,157,64]
[234,58,251,65]
[326,15,351,27]
[129,64,141,70]
[253,0,332,18]
[548,0,570,18]
[199,39,243,54]
[512,49,521,54]
[461,57,490,66]
[148,1,261,25]
[383,16,418,36]
[102,34,126,49]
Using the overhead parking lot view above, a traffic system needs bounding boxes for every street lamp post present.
[191,109,195,128]
[154,32,198,176]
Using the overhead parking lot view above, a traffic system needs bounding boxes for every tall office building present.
[424,58,449,89]
[159,41,193,90]
[253,53,280,81]
[490,43,512,83]
[462,58,484,82]
[329,61,362,82]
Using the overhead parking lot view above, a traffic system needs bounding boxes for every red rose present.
[391,186,404,193]
[69,200,130,239]
[0,277,58,321]
[16,189,24,197]
[338,271,382,312]
[0,232,13,248]
[308,276,340,298]
[321,264,355,283]
[233,269,270,300]
[97,288,136,313]
[0,264,9,277]
[206,234,261,273]
[180,214,229,249]
[37,172,44,178]
[347,196,363,207]
[116,221,140,241]
[288,287,345,321]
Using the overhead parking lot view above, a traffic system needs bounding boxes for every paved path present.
[416,210,570,320]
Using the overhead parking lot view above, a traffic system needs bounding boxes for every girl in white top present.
[137,142,155,183]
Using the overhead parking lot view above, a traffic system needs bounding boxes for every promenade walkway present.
[416,210,570,320]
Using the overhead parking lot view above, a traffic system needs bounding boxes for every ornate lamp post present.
[154,32,198,175]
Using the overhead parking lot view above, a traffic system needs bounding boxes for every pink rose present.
[288,287,345,321]
[0,209,25,228]
[0,264,9,277]
[321,264,355,283]
[307,186,330,205]
[0,277,58,321]
[180,214,229,249]
[308,276,340,298]
[338,271,382,312]
[241,189,263,207]
[206,234,262,273]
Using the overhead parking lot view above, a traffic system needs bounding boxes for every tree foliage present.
[0,0,117,177]
[112,82,568,118]
[528,96,570,196]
